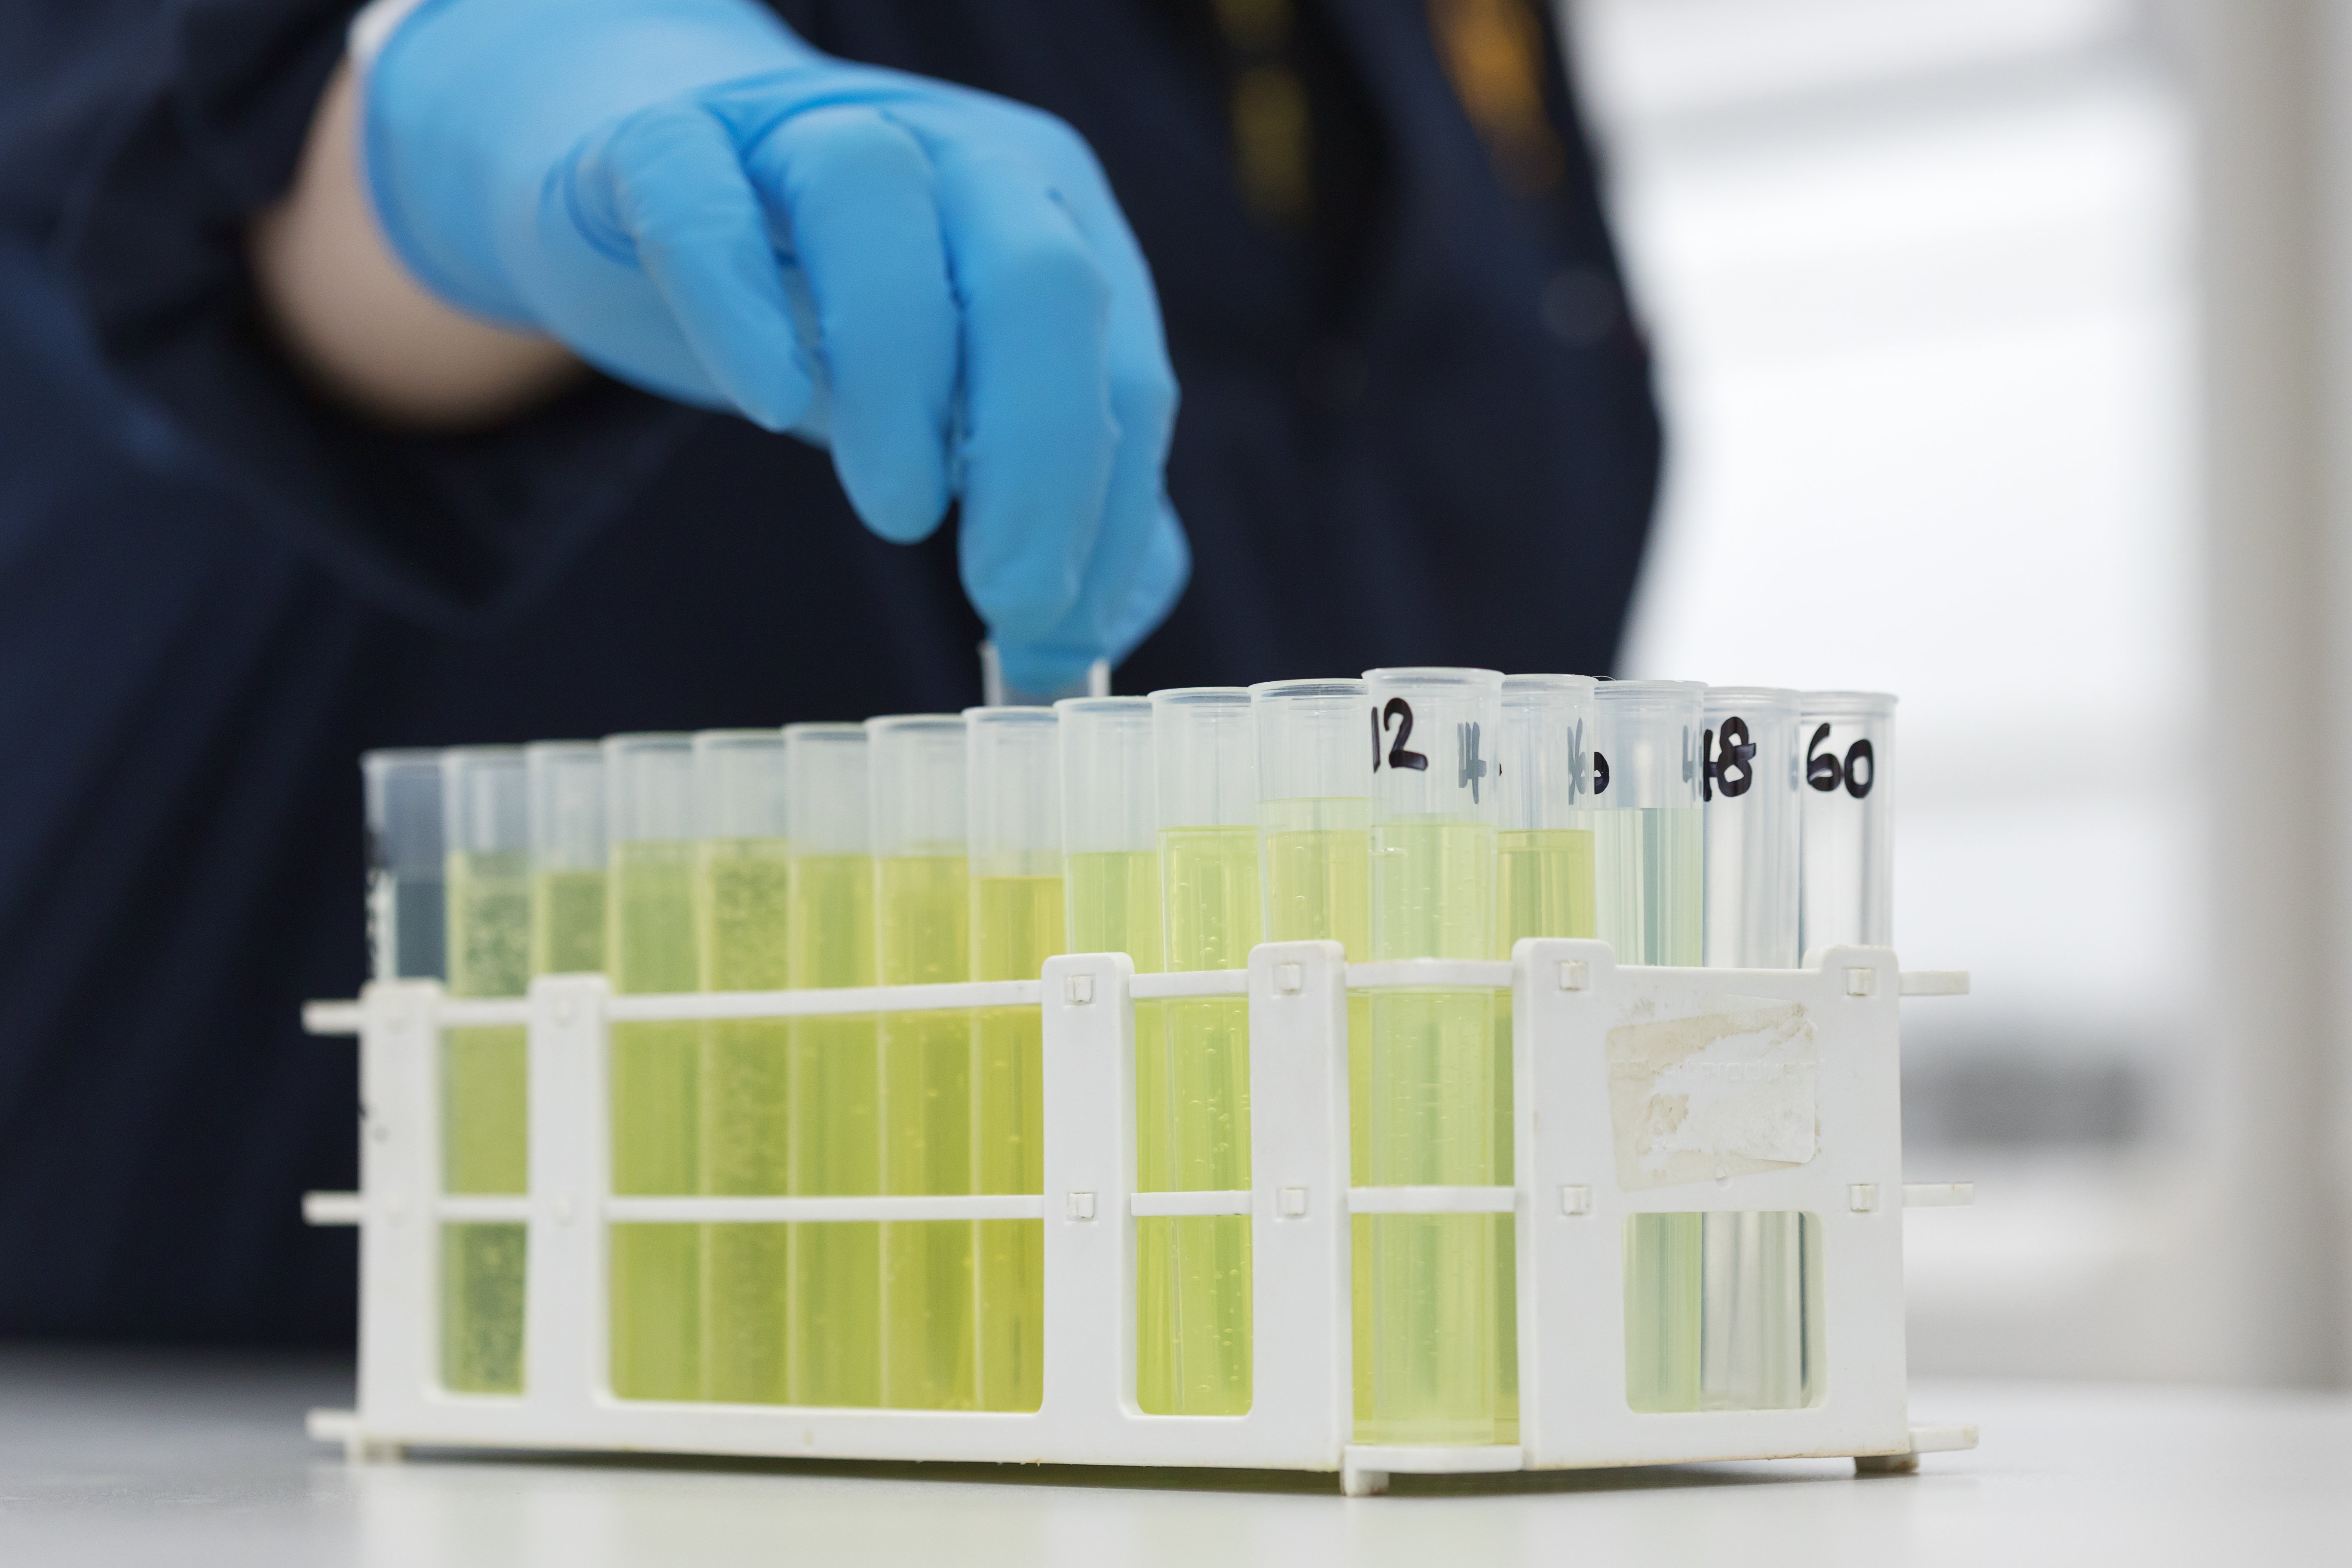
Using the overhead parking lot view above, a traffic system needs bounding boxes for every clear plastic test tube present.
[601,733,702,1402]
[1147,687,1258,1416]
[1798,692,1896,956]
[965,707,1061,1413]
[1591,680,1704,967]
[362,748,446,981]
[1058,698,1162,966]
[1697,688,1811,1414]
[1702,688,1802,969]
[1591,680,1705,1415]
[865,715,975,1411]
[1359,667,1508,1446]
[691,730,792,1406]
[438,746,530,1397]
[525,742,606,976]
[781,723,881,1408]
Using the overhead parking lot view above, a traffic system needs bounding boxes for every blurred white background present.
[1567,0,2348,1384]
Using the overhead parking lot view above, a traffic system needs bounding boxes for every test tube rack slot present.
[302,939,1974,1493]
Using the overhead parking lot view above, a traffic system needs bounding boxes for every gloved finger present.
[578,100,815,431]
[1105,496,1191,664]
[923,139,1117,640]
[739,105,957,544]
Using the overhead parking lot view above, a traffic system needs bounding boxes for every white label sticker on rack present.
[1605,997,1819,1189]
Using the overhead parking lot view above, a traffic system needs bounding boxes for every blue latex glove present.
[358,0,1188,691]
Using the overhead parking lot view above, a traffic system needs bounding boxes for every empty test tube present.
[781,723,881,1408]
[692,730,792,1406]
[1148,687,1259,1417]
[525,742,606,975]
[438,746,530,1397]
[362,748,446,981]
[866,715,975,1410]
[1701,688,1802,969]
[965,707,1061,1413]
[1360,667,1510,1446]
[602,733,702,1402]
[1798,692,1896,956]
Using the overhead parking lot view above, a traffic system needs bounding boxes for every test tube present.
[1360,667,1509,1447]
[1058,698,1162,966]
[362,749,446,981]
[966,707,1061,1413]
[1590,680,1705,1415]
[525,742,606,976]
[1250,678,1371,1418]
[1701,688,1802,969]
[1490,672,1599,1435]
[1147,687,1258,1416]
[691,730,792,1406]
[865,715,974,1411]
[781,723,880,1408]
[438,746,529,1397]
[1798,692,1896,956]
[1591,680,1705,967]
[1697,689,1811,1413]
[601,733,701,1402]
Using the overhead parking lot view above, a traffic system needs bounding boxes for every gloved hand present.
[357,0,1188,692]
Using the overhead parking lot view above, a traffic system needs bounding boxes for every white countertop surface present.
[0,1348,2343,1565]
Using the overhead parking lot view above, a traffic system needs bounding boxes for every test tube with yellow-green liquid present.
[692,730,792,1404]
[1059,699,1179,1403]
[440,746,530,1395]
[783,723,882,1407]
[1490,673,1600,1428]
[1360,667,1509,1446]
[965,706,1060,1412]
[1249,678,1368,1417]
[1148,688,1259,1415]
[603,733,702,1400]
[526,742,607,978]
[867,714,975,1409]
[1594,680,1708,1415]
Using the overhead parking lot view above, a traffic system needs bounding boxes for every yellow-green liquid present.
[608,839,701,1401]
[1626,1211,1823,1412]
[1148,827,1259,1416]
[877,854,974,1409]
[695,836,791,1405]
[1259,800,1372,1423]
[1489,825,1596,1429]
[530,867,608,975]
[1596,807,1705,1414]
[441,849,530,1394]
[971,873,1060,1413]
[787,852,881,1408]
[1364,817,1510,1446]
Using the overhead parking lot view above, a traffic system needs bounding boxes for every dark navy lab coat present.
[0,0,1658,1344]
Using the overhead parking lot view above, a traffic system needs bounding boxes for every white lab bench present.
[0,1347,2343,1566]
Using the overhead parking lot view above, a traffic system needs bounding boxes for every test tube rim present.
[522,739,601,760]
[439,744,527,765]
[600,732,694,751]
[962,704,1060,727]
[1247,677,1368,702]
[781,721,866,742]
[1703,685,1803,711]
[1593,678,1706,698]
[1801,690,1899,716]
[862,713,967,736]
[689,728,790,749]
[1053,695,1152,720]
[360,747,443,769]
[1501,672,1599,699]
[1148,686,1252,708]
[1360,666,1505,690]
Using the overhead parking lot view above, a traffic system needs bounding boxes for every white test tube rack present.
[300,939,1976,1495]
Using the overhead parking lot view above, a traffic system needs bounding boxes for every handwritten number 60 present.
[1805,722,1874,800]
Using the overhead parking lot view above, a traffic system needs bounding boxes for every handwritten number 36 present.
[1806,723,1874,799]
